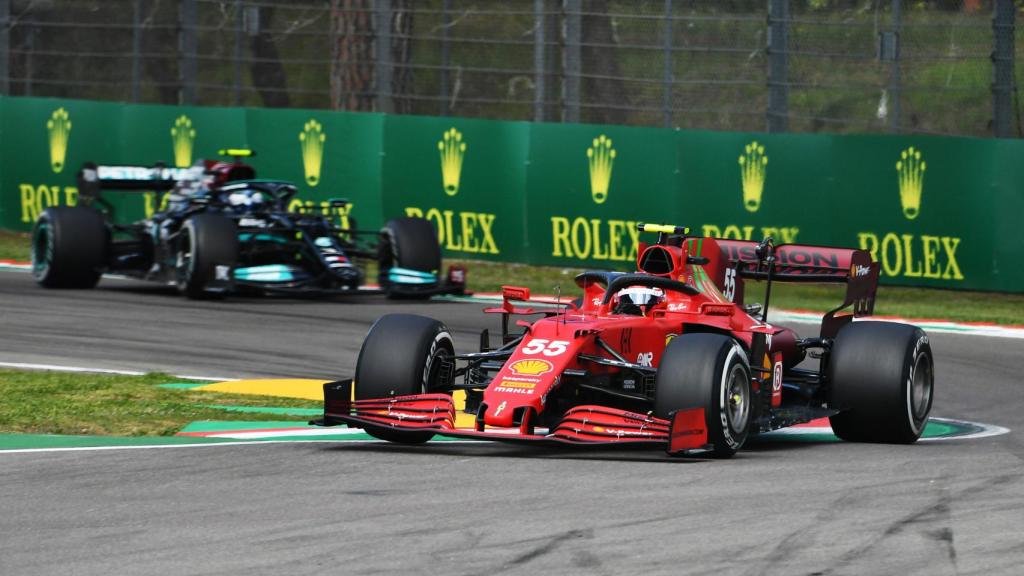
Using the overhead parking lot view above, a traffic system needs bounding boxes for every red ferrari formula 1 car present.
[314,224,934,458]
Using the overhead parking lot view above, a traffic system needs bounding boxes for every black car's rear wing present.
[715,239,879,339]
[76,162,196,200]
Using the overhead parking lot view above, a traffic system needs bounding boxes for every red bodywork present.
[320,233,878,455]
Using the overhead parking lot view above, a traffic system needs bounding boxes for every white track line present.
[0,360,235,382]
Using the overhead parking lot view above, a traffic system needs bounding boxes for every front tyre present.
[354,314,455,443]
[379,217,442,300]
[32,207,108,289]
[655,333,752,458]
[175,213,238,299]
[828,321,933,444]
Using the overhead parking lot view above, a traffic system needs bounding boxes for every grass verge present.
[0,369,320,437]
[0,230,29,261]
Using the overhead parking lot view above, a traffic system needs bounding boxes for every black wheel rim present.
[176,228,193,287]
[910,353,933,423]
[31,222,52,280]
[725,363,750,435]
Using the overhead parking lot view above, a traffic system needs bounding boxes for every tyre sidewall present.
[355,314,454,400]
[828,322,933,443]
[176,214,238,298]
[32,207,107,288]
[655,334,752,457]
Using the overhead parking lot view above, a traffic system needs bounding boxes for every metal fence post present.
[234,0,243,106]
[662,0,673,128]
[180,0,198,105]
[992,0,1015,138]
[0,0,9,95]
[766,0,788,133]
[440,0,450,115]
[888,0,901,133]
[534,0,546,122]
[375,0,393,114]
[131,0,142,102]
[562,0,581,123]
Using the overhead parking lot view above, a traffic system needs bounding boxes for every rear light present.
[448,265,466,285]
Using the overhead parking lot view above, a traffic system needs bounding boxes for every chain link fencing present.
[0,0,1017,137]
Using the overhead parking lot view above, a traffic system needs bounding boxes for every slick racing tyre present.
[379,217,442,300]
[354,314,455,444]
[175,213,238,299]
[655,333,752,458]
[828,321,933,444]
[32,206,108,289]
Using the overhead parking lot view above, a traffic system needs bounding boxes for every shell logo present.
[508,359,554,376]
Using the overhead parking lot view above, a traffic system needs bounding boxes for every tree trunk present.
[390,0,414,114]
[330,0,375,111]
[249,6,290,108]
[580,0,630,124]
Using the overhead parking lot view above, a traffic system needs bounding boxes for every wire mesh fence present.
[0,0,1017,137]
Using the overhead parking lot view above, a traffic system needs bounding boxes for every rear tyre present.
[32,207,108,289]
[828,321,933,444]
[175,213,238,299]
[354,314,455,443]
[655,334,752,458]
[379,217,442,300]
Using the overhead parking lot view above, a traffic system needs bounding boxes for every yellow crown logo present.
[896,146,925,220]
[170,115,196,168]
[47,108,72,173]
[438,128,466,196]
[738,141,768,212]
[299,119,326,187]
[587,135,616,204]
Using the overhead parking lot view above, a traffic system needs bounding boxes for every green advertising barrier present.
[1,95,1022,293]
[244,108,384,230]
[381,115,530,262]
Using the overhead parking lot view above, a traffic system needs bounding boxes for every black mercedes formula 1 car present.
[31,152,465,299]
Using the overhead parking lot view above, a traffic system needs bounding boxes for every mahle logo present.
[170,115,196,168]
[299,119,326,187]
[438,127,466,196]
[587,134,615,204]
[896,146,925,220]
[738,140,767,212]
[47,108,72,173]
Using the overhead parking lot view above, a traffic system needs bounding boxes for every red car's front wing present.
[312,380,712,456]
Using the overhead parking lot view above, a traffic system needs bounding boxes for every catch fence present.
[0,0,1017,136]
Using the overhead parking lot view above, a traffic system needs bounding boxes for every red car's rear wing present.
[715,239,879,339]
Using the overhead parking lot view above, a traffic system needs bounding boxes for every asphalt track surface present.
[1,268,1023,576]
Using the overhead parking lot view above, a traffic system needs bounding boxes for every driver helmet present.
[613,286,664,315]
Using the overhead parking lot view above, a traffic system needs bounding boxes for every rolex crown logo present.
[896,146,925,220]
[738,141,767,213]
[47,108,72,173]
[438,127,466,196]
[170,115,196,168]
[299,119,326,187]
[587,134,616,204]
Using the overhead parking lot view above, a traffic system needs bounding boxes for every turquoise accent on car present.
[238,233,288,244]
[234,264,302,282]
[388,267,437,285]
